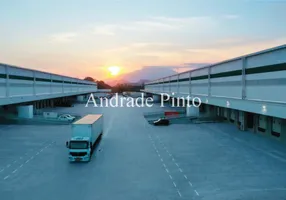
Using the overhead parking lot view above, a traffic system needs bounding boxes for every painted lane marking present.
[6,164,11,168]
[177,190,182,198]
[0,169,4,173]
[163,164,167,168]
[188,181,193,187]
[25,160,29,164]
[12,169,18,173]
[36,152,39,155]
[19,164,23,168]
[4,175,9,180]
[179,168,183,172]
[195,190,199,196]
[13,160,17,163]
[165,168,169,173]
[30,156,34,160]
[184,175,188,180]
[175,163,179,167]
[173,182,177,187]
[160,158,164,162]
[169,175,173,180]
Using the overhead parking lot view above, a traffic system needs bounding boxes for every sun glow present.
[108,66,121,76]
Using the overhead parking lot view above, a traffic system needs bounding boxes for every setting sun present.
[108,66,121,76]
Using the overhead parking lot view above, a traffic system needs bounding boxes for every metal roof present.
[73,114,102,125]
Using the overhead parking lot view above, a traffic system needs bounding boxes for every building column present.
[238,111,247,131]
[186,106,200,117]
[152,95,160,103]
[17,105,33,119]
[266,116,272,136]
[77,95,84,102]
[281,119,286,142]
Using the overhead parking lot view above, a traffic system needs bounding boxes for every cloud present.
[50,32,77,42]
[103,42,177,53]
[92,15,215,34]
[93,25,116,36]
[223,14,239,19]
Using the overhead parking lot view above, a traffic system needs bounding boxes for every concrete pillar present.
[17,105,33,119]
[238,111,247,131]
[281,119,286,142]
[186,106,200,117]
[152,95,160,103]
[266,116,272,136]
[206,105,216,117]
[77,95,84,102]
[253,114,259,133]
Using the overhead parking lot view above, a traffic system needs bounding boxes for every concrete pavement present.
[1,98,286,199]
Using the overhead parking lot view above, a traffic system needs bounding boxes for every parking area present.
[1,98,286,200]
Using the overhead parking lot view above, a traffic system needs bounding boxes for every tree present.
[84,77,96,82]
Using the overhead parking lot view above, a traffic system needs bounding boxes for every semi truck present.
[66,114,103,162]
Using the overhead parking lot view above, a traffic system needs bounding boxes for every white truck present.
[66,114,103,162]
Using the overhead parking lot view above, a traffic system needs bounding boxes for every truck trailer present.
[66,114,103,162]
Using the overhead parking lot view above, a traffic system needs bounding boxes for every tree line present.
[84,77,144,93]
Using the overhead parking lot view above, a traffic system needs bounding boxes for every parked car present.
[153,118,170,126]
[58,114,76,121]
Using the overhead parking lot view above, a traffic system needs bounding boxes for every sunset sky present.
[0,0,286,80]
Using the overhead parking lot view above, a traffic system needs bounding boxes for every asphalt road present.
[1,97,286,200]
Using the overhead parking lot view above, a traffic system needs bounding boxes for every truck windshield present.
[70,141,88,149]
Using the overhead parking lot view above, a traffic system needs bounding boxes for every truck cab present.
[66,137,92,162]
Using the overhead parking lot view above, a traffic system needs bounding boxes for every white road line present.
[195,190,199,196]
[184,175,188,180]
[179,168,183,172]
[20,157,23,159]
[36,152,39,155]
[188,181,193,187]
[165,168,169,173]
[169,153,172,157]
[19,164,23,168]
[177,190,182,197]
[163,164,167,168]
[40,149,43,152]
[169,175,173,180]
[172,158,175,161]
[161,158,163,162]
[30,156,34,160]
[3,175,9,180]
[0,169,4,173]
[173,182,177,187]
[13,160,17,163]
[175,163,179,167]
[12,169,17,173]
[103,115,114,137]
[25,160,29,163]
[7,164,11,168]
[158,154,161,157]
